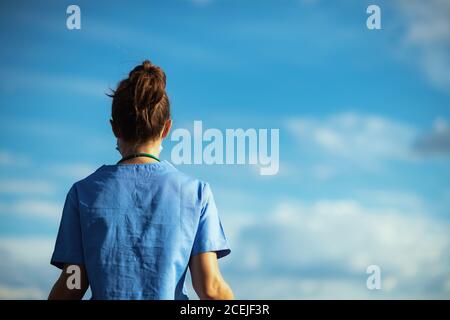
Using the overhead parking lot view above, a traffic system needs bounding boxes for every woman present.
[48,60,233,300]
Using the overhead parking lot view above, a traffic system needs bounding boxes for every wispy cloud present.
[286,113,450,180]
[0,237,58,299]
[396,0,450,92]
[0,179,55,195]
[188,0,213,6]
[0,69,109,98]
[0,200,62,220]
[85,19,234,68]
[0,285,44,300]
[0,150,29,167]
[51,163,98,181]
[286,112,417,166]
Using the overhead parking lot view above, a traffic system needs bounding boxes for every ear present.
[161,119,172,139]
[110,119,120,138]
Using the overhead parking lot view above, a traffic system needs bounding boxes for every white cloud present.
[0,285,45,300]
[353,190,427,214]
[0,237,54,266]
[0,237,58,299]
[312,164,336,181]
[227,277,388,300]
[287,113,450,173]
[225,196,450,298]
[396,0,450,91]
[286,112,417,166]
[51,163,98,180]
[0,200,62,220]
[0,179,55,195]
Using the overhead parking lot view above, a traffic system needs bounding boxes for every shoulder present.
[68,165,106,193]
[161,162,213,204]
[165,162,208,187]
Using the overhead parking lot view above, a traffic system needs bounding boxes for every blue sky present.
[0,0,449,299]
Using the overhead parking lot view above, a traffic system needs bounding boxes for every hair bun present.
[110,60,171,143]
[142,60,153,71]
[140,60,166,87]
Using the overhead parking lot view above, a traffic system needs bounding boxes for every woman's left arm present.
[48,264,89,300]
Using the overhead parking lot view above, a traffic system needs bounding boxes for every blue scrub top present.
[51,160,230,300]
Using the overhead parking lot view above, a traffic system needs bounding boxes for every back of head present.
[110,60,170,143]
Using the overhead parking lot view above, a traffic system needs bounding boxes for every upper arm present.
[51,185,85,269]
[191,183,230,258]
[63,264,89,291]
[189,183,233,299]
[48,264,89,300]
[189,252,224,298]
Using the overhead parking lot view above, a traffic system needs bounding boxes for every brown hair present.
[109,60,170,143]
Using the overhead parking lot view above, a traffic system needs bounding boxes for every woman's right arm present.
[189,252,234,300]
